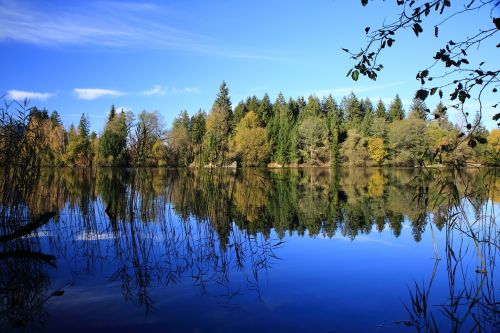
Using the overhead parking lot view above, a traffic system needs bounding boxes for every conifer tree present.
[408,97,428,120]
[109,104,116,121]
[375,99,387,119]
[387,94,405,122]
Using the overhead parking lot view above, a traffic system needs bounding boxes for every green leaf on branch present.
[352,70,359,81]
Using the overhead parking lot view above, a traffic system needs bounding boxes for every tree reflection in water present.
[0,167,498,332]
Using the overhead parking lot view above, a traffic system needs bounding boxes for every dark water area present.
[0,168,498,332]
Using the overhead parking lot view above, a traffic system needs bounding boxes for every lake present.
[0,168,498,332]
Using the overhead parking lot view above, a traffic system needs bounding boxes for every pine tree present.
[213,81,232,127]
[323,95,342,166]
[361,98,374,136]
[342,92,364,128]
[78,113,90,138]
[361,98,374,117]
[189,110,206,165]
[408,97,428,120]
[375,99,387,119]
[49,111,62,127]
[257,93,272,126]
[433,102,452,129]
[109,104,116,121]
[100,111,128,165]
[388,94,405,122]
[269,93,294,164]
[300,95,322,120]
[232,101,248,130]
[204,82,233,164]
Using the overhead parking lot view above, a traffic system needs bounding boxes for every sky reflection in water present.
[1,168,498,332]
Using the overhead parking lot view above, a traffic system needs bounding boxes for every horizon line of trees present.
[2,81,499,169]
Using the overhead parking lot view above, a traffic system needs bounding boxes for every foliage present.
[345,0,499,139]
[269,93,295,164]
[131,110,163,166]
[297,115,329,165]
[230,111,271,166]
[204,82,233,165]
[99,109,130,166]
[1,80,497,168]
[368,137,386,165]
[408,97,428,120]
[388,117,428,166]
[388,94,405,122]
[167,111,193,167]
[341,129,369,166]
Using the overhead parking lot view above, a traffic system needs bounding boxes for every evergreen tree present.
[99,111,128,165]
[408,97,428,120]
[300,95,322,120]
[245,95,260,114]
[257,93,272,126]
[174,110,190,129]
[323,95,342,166]
[109,104,117,121]
[213,81,232,126]
[342,92,364,128]
[433,102,452,129]
[204,82,233,165]
[361,98,375,136]
[29,107,49,121]
[49,111,62,127]
[269,93,294,164]
[232,101,248,130]
[189,110,206,165]
[375,99,387,119]
[78,113,90,138]
[387,94,405,122]
[289,96,305,120]
[361,98,374,117]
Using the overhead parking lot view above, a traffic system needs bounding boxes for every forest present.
[1,81,498,169]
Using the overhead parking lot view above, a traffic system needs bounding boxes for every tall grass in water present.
[402,167,498,332]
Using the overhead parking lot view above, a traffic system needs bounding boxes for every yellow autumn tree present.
[484,129,500,166]
[367,137,386,165]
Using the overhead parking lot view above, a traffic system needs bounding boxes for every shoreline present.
[39,163,494,170]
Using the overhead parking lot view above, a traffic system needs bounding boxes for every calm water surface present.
[0,168,498,332]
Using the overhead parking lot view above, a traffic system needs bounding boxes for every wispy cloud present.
[116,105,132,113]
[141,85,168,96]
[308,81,405,99]
[74,88,123,100]
[0,1,275,60]
[141,84,199,96]
[7,89,54,101]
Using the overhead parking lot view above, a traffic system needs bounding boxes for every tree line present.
[2,81,499,168]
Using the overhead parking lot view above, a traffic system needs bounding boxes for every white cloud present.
[7,89,54,101]
[141,84,168,96]
[0,1,275,60]
[74,88,123,100]
[180,87,200,94]
[141,85,199,96]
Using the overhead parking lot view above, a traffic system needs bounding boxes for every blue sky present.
[1,0,498,131]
